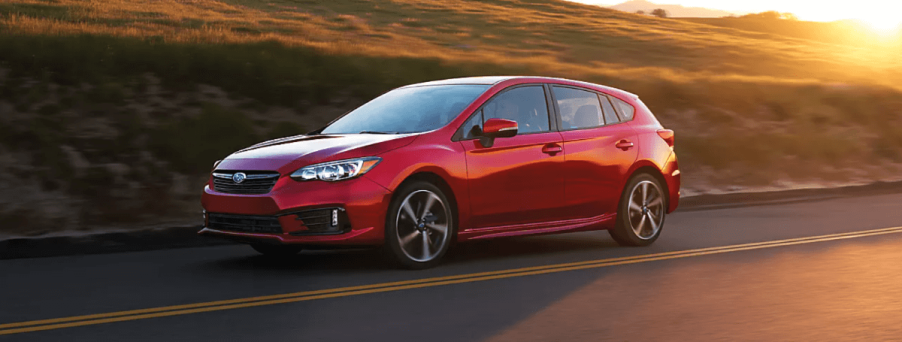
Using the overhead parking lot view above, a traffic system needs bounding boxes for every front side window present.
[322,85,489,134]
[482,86,550,134]
[553,86,603,130]
[460,109,484,140]
[462,85,550,139]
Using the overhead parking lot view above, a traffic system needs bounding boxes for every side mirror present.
[483,118,518,138]
[478,118,518,148]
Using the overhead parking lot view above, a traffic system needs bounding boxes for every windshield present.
[321,85,489,134]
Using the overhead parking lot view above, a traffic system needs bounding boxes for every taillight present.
[657,129,674,147]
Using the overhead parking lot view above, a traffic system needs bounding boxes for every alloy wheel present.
[627,180,665,240]
[395,189,451,262]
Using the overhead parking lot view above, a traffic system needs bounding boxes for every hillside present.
[1,0,901,236]
[680,17,902,48]
[608,0,741,18]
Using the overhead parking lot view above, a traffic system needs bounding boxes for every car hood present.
[215,134,418,173]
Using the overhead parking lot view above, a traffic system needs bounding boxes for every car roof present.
[403,76,513,86]
[402,76,638,100]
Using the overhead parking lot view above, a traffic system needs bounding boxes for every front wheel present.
[384,181,454,269]
[609,174,666,246]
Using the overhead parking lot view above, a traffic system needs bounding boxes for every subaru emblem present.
[232,172,246,184]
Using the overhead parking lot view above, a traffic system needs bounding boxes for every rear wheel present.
[251,244,303,258]
[385,181,454,269]
[609,174,666,246]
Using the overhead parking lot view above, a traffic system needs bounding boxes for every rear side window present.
[599,95,620,124]
[552,86,603,130]
[609,96,635,121]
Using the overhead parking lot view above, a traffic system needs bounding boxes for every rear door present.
[459,85,567,228]
[552,85,638,219]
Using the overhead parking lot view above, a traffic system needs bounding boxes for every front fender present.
[361,138,472,231]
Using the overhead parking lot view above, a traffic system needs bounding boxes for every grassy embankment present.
[1,0,901,236]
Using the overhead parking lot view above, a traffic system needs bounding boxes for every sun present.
[802,2,902,35]
[858,14,901,34]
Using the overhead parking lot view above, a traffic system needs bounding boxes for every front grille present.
[212,171,280,194]
[208,213,282,234]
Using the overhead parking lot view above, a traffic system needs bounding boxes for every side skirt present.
[457,213,616,241]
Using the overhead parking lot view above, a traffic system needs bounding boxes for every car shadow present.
[445,233,620,265]
[203,232,620,273]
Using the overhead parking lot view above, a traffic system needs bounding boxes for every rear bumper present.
[199,175,392,245]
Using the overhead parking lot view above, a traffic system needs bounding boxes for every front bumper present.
[199,175,392,246]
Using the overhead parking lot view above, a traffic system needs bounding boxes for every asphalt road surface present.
[3,193,902,341]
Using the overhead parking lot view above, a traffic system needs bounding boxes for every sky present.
[572,0,902,30]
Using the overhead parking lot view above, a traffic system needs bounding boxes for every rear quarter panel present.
[622,97,680,213]
[555,79,680,214]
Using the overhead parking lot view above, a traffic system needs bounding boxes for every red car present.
[200,76,680,268]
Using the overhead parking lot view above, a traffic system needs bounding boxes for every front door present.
[459,85,567,229]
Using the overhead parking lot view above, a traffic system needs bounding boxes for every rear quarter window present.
[598,95,620,125]
[609,96,635,121]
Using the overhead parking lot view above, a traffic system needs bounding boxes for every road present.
[2,192,902,341]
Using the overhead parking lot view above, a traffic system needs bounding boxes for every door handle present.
[615,140,634,150]
[542,143,563,155]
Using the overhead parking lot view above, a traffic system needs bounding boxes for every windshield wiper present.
[357,131,398,134]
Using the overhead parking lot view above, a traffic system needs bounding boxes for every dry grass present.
[1,0,901,235]
[2,0,901,88]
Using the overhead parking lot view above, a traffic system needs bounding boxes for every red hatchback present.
[200,76,680,268]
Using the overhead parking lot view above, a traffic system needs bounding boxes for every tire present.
[251,244,303,258]
[384,181,455,269]
[609,173,666,246]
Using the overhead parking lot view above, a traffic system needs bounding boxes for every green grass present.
[0,3,72,20]
[149,103,260,173]
[0,34,525,107]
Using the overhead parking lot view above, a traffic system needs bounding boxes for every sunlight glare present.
[861,16,901,34]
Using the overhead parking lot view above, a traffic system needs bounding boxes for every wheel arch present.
[392,171,461,237]
[624,164,670,211]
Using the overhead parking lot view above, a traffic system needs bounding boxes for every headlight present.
[290,157,381,182]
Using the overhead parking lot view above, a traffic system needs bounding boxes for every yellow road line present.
[3,226,890,330]
[2,226,901,336]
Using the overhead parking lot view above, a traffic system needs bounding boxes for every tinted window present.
[553,86,603,130]
[599,95,621,124]
[322,85,488,134]
[482,86,550,134]
[610,96,635,121]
